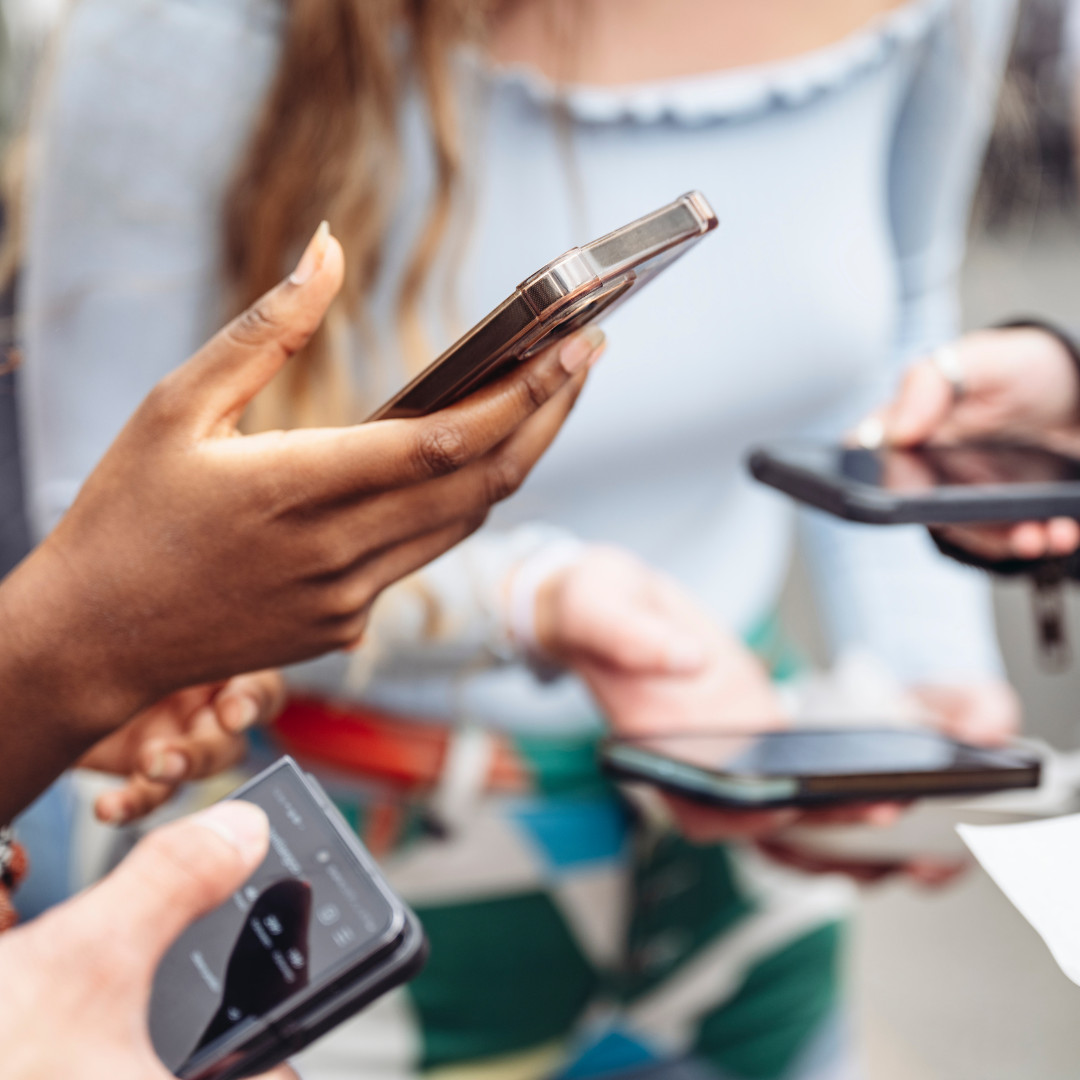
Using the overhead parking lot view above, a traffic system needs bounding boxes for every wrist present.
[0,543,144,743]
[505,538,588,660]
[996,318,1080,423]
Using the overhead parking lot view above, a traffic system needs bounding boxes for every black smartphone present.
[747,440,1080,524]
[367,192,718,421]
[601,729,1041,810]
[149,757,427,1080]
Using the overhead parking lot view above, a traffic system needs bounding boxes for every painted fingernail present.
[289,220,331,286]
[191,802,269,864]
[854,416,885,450]
[222,695,260,733]
[146,748,189,783]
[559,327,606,374]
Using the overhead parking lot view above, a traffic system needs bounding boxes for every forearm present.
[0,547,140,823]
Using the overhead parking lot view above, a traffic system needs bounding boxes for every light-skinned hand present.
[859,327,1080,562]
[79,670,286,825]
[532,546,908,844]
[0,801,296,1080]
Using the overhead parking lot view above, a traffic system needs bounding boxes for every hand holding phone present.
[148,758,425,1080]
[535,551,916,843]
[855,325,1080,560]
[748,439,1080,526]
[602,728,1041,812]
[0,801,296,1080]
[0,222,601,827]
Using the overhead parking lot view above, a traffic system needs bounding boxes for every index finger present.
[266,327,605,500]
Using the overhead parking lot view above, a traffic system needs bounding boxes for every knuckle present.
[451,504,489,544]
[462,510,488,541]
[342,611,372,647]
[315,573,373,623]
[515,364,552,413]
[139,373,188,427]
[227,299,281,348]
[415,422,473,478]
[312,530,356,577]
[484,451,527,504]
[326,585,365,622]
[325,608,371,649]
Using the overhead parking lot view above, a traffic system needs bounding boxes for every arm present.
[798,0,1018,691]
[0,800,296,1079]
[0,225,594,823]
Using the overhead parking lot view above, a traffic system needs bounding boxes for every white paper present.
[959,814,1080,987]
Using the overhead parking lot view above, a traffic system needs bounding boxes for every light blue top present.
[22,0,1016,733]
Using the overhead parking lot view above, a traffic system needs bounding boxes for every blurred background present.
[2,1,1080,1076]
[782,1,1080,1075]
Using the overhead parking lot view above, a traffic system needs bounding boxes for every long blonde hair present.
[226,0,491,429]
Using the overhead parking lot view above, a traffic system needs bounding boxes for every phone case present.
[367,191,718,421]
[600,735,1042,811]
[748,442,1080,525]
[173,759,428,1080]
[194,912,428,1080]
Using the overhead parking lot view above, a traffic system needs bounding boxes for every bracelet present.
[0,827,27,933]
[506,538,588,659]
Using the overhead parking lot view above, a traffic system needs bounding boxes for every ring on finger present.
[931,344,965,402]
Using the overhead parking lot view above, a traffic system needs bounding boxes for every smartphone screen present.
[834,444,1080,491]
[149,762,399,1074]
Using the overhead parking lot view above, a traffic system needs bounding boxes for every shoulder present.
[51,0,286,93]
[910,0,1019,85]
[26,0,287,307]
[35,0,285,193]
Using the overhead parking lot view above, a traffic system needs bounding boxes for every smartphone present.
[367,191,718,421]
[747,440,1080,525]
[149,757,427,1080]
[601,729,1042,810]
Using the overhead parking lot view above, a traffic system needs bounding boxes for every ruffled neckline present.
[483,0,946,125]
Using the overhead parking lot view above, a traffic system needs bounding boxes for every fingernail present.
[222,695,260,733]
[146,748,189,782]
[558,327,606,375]
[289,221,331,286]
[855,416,885,450]
[191,802,269,864]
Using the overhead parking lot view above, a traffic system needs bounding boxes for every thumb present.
[70,801,269,976]
[881,360,955,447]
[166,222,345,435]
